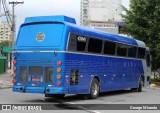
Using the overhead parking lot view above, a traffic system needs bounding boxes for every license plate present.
[32,78,40,82]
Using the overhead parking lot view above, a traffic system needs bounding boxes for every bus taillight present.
[56,81,61,86]
[57,61,62,66]
[12,79,16,84]
[13,61,16,65]
[57,68,62,73]
[13,67,16,72]
[11,73,16,78]
[56,75,61,79]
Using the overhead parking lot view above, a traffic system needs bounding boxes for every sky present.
[1,0,130,34]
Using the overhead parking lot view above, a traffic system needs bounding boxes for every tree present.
[0,40,10,47]
[0,40,10,55]
[122,0,160,70]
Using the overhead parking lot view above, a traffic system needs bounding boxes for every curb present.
[0,86,12,89]
[0,80,12,89]
[149,83,160,89]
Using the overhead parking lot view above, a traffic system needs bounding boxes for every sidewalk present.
[0,73,12,89]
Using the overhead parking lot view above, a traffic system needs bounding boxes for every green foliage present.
[0,40,10,48]
[0,40,10,55]
[122,0,160,70]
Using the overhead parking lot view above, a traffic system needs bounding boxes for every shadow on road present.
[45,89,141,102]
[16,90,146,110]
[18,89,144,104]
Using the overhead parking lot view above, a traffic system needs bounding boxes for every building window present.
[117,43,128,57]
[104,41,116,55]
[88,38,102,54]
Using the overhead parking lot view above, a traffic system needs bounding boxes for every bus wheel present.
[45,94,65,99]
[137,78,143,92]
[89,78,99,99]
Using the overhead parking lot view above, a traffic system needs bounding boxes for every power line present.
[2,0,12,22]
[3,0,12,22]
[1,0,12,28]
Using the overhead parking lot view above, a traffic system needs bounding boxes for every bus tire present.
[89,78,99,99]
[45,94,65,99]
[137,77,143,92]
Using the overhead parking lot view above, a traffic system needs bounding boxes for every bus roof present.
[22,15,146,48]
[24,15,76,24]
[66,22,146,47]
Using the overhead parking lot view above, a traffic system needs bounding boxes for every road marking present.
[91,111,101,113]
[78,106,88,110]
[66,102,75,104]
[78,106,101,113]
[43,97,101,113]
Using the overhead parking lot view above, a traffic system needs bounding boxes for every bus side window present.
[103,41,116,55]
[77,36,87,52]
[68,33,77,51]
[137,48,145,59]
[146,51,151,67]
[88,38,103,54]
[117,43,128,57]
[128,46,137,58]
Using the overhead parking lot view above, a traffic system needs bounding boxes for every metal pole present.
[0,0,1,19]
[11,2,15,72]
[11,2,14,51]
[9,1,24,50]
[9,1,24,73]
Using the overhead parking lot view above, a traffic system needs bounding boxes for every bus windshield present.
[16,23,64,47]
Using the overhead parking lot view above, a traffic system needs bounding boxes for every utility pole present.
[0,0,1,19]
[9,1,24,72]
[9,1,24,50]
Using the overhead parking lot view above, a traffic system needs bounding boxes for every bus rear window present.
[16,23,64,47]
[29,66,43,75]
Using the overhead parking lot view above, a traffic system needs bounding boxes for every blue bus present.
[12,16,151,99]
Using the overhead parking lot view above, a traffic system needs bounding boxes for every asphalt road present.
[0,88,160,113]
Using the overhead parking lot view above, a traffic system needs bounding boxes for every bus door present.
[145,50,151,86]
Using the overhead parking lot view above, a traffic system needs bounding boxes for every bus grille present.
[19,66,53,83]
[29,66,43,75]
[20,66,27,82]
[44,67,53,82]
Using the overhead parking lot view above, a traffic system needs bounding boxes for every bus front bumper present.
[13,85,68,94]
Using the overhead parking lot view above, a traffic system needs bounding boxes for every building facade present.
[80,0,90,26]
[0,22,12,42]
[80,0,122,34]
